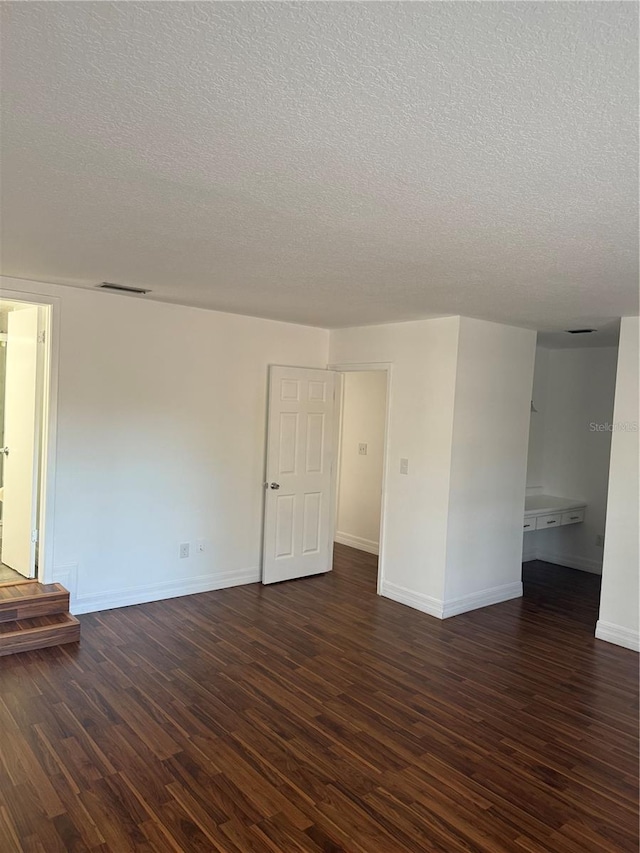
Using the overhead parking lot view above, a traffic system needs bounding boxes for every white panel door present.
[1,306,40,577]
[262,366,337,584]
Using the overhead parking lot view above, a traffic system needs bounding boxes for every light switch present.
[400,458,409,475]
[358,443,368,456]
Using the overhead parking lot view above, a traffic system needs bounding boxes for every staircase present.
[0,582,80,656]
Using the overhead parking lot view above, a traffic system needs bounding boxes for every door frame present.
[0,287,60,584]
[328,362,392,595]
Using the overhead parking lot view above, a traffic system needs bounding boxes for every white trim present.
[0,284,60,585]
[70,567,260,616]
[441,582,523,618]
[380,580,444,619]
[328,370,344,575]
[50,563,78,599]
[334,532,379,555]
[535,550,602,575]
[595,620,640,652]
[328,362,392,597]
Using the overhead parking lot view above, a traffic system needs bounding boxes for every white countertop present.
[524,494,586,517]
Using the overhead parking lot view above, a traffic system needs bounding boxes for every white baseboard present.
[441,582,523,618]
[380,579,522,620]
[535,550,602,575]
[335,532,379,556]
[380,580,443,619]
[595,620,640,652]
[69,567,260,616]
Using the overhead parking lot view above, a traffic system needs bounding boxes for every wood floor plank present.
[0,549,637,852]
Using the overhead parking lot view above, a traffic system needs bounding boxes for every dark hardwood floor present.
[0,546,637,852]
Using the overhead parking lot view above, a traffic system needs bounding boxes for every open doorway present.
[522,337,619,630]
[333,365,390,593]
[0,299,51,585]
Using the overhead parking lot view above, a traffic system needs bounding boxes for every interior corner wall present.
[329,316,461,613]
[335,371,387,555]
[0,276,330,614]
[443,318,536,614]
[597,316,640,651]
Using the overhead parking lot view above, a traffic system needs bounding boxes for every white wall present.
[524,345,618,573]
[330,317,460,609]
[443,318,536,612]
[597,317,639,651]
[0,273,574,628]
[0,277,329,613]
[335,371,387,554]
[526,347,549,490]
[330,315,536,618]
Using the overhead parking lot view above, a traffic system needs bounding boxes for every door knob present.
[0,447,8,456]
[269,482,280,490]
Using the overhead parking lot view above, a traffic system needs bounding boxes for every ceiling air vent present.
[97,282,150,295]
[565,329,596,335]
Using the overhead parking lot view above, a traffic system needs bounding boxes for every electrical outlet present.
[595,534,604,547]
[179,542,190,559]
[196,539,206,554]
[358,443,368,456]
[400,458,409,475]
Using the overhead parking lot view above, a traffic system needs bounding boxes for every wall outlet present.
[179,542,190,558]
[400,458,409,475]
[196,539,206,554]
[358,443,368,456]
[595,534,604,548]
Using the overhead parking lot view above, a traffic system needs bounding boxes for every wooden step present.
[0,612,80,657]
[0,582,70,623]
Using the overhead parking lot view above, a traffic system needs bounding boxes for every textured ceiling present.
[1,2,637,330]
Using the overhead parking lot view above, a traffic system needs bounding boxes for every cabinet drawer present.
[536,513,562,530]
[562,509,584,525]
[523,519,535,531]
